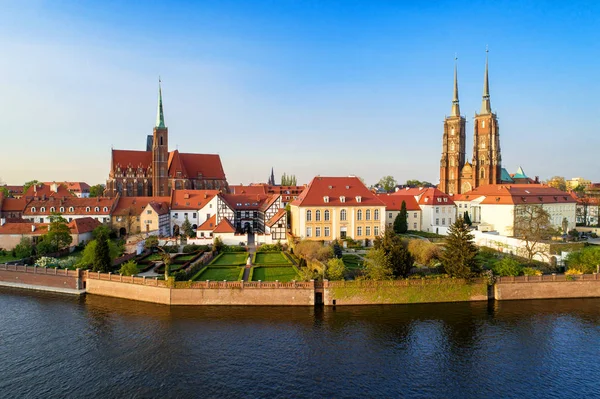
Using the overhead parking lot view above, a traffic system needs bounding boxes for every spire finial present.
[451,54,460,117]
[156,77,166,128]
[480,47,491,114]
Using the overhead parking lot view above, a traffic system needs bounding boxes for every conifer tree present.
[394,201,408,234]
[93,231,112,273]
[441,217,479,278]
[181,216,195,238]
[374,229,414,278]
[463,211,472,226]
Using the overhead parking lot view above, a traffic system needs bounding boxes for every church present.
[438,52,510,195]
[105,82,229,197]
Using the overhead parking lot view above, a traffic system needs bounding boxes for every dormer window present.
[345,186,350,189]
[340,196,346,203]
[355,196,362,203]
[69,207,74,212]
[50,207,55,212]
[437,198,441,202]
[323,196,329,203]
[40,207,46,213]
[103,207,108,212]
[31,207,36,213]
[443,198,448,202]
[86,207,90,212]
[59,207,64,213]
[94,207,100,212]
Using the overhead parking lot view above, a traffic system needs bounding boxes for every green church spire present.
[480,47,492,115]
[451,55,460,117]
[156,78,166,128]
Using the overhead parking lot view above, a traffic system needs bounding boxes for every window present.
[413,212,417,218]
[355,196,361,203]
[253,211,257,218]
[448,218,452,225]
[306,210,312,221]
[365,226,371,236]
[374,226,379,236]
[193,213,197,219]
[31,207,36,213]
[184,213,188,219]
[413,222,417,229]
[94,207,99,212]
[436,207,439,213]
[306,227,312,237]
[366,210,371,220]
[39,218,44,223]
[324,226,330,237]
[86,207,90,212]
[40,207,46,213]
[324,210,330,221]
[69,207,74,212]
[174,213,179,219]
[442,218,445,225]
[147,210,152,215]
[323,196,329,203]
[357,226,362,236]
[340,209,347,221]
[340,196,345,203]
[315,227,321,237]
[68,218,72,222]
[357,210,363,220]
[436,218,439,225]
[50,207,55,212]
[459,204,462,208]
[389,212,392,219]
[59,207,64,213]
[103,207,108,212]
[316,210,321,221]
[374,209,379,220]
[482,120,485,128]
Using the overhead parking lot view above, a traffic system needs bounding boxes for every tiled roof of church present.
[290,176,384,207]
[111,149,152,171]
[178,153,226,180]
[167,150,189,178]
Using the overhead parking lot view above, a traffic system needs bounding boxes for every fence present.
[86,270,168,287]
[496,273,600,283]
[0,263,81,277]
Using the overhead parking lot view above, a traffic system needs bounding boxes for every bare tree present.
[513,205,558,263]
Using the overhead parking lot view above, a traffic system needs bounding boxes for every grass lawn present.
[210,253,248,266]
[255,252,290,265]
[252,266,298,282]
[174,253,200,262]
[0,253,20,263]
[145,253,165,261]
[197,267,242,281]
[342,254,363,270]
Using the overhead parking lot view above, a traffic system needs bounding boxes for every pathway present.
[242,233,257,282]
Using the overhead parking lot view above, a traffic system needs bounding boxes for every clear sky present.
[1,0,599,187]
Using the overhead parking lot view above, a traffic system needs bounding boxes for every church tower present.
[439,58,466,195]
[152,80,169,197]
[472,49,501,188]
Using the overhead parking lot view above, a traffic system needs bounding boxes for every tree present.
[0,186,9,198]
[441,217,479,278]
[281,173,298,186]
[144,235,159,250]
[43,213,73,252]
[22,180,40,194]
[406,179,433,187]
[181,216,195,238]
[513,205,557,264]
[573,184,586,195]
[394,201,408,234]
[119,260,139,276]
[364,248,393,280]
[159,250,172,279]
[79,239,121,267]
[546,176,567,192]
[325,258,346,280]
[89,184,105,197]
[14,237,34,259]
[463,211,472,226]
[92,231,112,272]
[332,240,343,259]
[565,246,600,274]
[377,176,397,192]
[373,229,414,278]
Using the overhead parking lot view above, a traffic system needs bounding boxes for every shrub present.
[144,236,159,249]
[119,260,139,276]
[160,245,180,254]
[325,258,346,281]
[221,245,246,253]
[407,239,442,266]
[522,267,542,276]
[35,257,59,268]
[14,237,34,259]
[493,257,524,277]
[565,246,600,274]
[565,268,583,275]
[257,243,283,252]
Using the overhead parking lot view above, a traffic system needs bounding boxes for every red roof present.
[147,201,170,216]
[394,187,455,206]
[0,217,99,236]
[454,184,576,205]
[44,182,91,194]
[68,217,101,234]
[1,198,28,212]
[376,193,420,211]
[213,217,236,233]
[113,197,156,216]
[290,176,385,207]
[259,194,280,212]
[266,208,286,228]
[24,197,117,216]
[229,185,269,195]
[221,193,270,210]
[111,150,226,180]
[24,183,75,199]
[197,214,217,231]
[170,190,220,210]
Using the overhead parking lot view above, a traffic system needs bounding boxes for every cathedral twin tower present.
[439,51,502,195]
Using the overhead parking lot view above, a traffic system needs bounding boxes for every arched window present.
[103,207,108,212]
[69,207,74,212]
[86,207,90,212]
[374,209,380,220]
[94,207,100,212]
[315,210,321,221]
[59,207,64,213]
[50,207,55,213]
[160,136,163,145]
[40,207,46,213]
[480,168,485,179]
[340,209,347,221]
[324,210,330,221]
[306,210,312,221]
[137,182,144,196]
[31,207,36,213]
[357,210,362,220]
[450,142,455,151]
[366,210,371,220]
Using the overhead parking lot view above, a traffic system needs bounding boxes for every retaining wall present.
[495,274,600,300]
[0,264,83,294]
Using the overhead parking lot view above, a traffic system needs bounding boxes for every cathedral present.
[438,52,506,195]
[105,82,229,197]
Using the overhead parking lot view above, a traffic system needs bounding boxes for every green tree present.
[89,184,105,197]
[119,260,139,276]
[160,250,172,279]
[565,246,600,274]
[281,173,298,186]
[493,256,523,276]
[79,239,121,267]
[181,216,195,238]
[394,201,408,234]
[42,213,73,252]
[144,235,159,250]
[546,176,567,192]
[92,231,112,272]
[373,229,413,278]
[93,224,113,240]
[332,240,343,259]
[513,205,557,263]
[377,175,397,192]
[325,258,346,280]
[14,237,34,259]
[463,211,472,226]
[22,180,40,194]
[441,217,479,278]
[0,186,9,197]
[364,248,393,280]
[406,179,433,187]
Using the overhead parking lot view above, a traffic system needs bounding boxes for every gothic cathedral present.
[439,51,502,195]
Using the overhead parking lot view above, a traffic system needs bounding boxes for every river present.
[0,288,599,398]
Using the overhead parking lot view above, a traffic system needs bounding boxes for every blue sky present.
[1,0,599,186]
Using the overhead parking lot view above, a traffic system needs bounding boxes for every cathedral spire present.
[480,47,492,114]
[451,55,460,117]
[156,78,166,128]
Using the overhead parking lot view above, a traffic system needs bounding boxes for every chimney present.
[50,182,58,193]
[34,184,37,193]
[0,218,5,226]
[31,224,35,232]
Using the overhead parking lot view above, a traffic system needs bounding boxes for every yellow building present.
[111,197,170,237]
[566,177,591,191]
[290,176,386,243]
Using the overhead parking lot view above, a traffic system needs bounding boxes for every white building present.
[169,190,220,236]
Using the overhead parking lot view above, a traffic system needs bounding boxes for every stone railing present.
[496,273,600,283]
[85,270,168,287]
[0,264,81,277]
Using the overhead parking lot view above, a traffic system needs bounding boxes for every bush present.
[565,246,600,274]
[35,257,59,268]
[221,245,246,253]
[325,258,346,281]
[493,257,524,277]
[257,243,283,252]
[407,239,442,266]
[182,244,208,253]
[119,260,139,276]
[522,267,542,276]
[14,237,34,259]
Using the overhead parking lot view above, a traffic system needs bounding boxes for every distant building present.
[377,193,421,231]
[566,177,592,191]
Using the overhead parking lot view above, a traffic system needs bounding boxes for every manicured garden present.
[254,252,290,265]
[251,266,299,282]
[342,254,363,270]
[210,253,248,266]
[194,267,243,281]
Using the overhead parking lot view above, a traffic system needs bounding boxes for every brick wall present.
[495,274,600,300]
[0,265,82,290]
